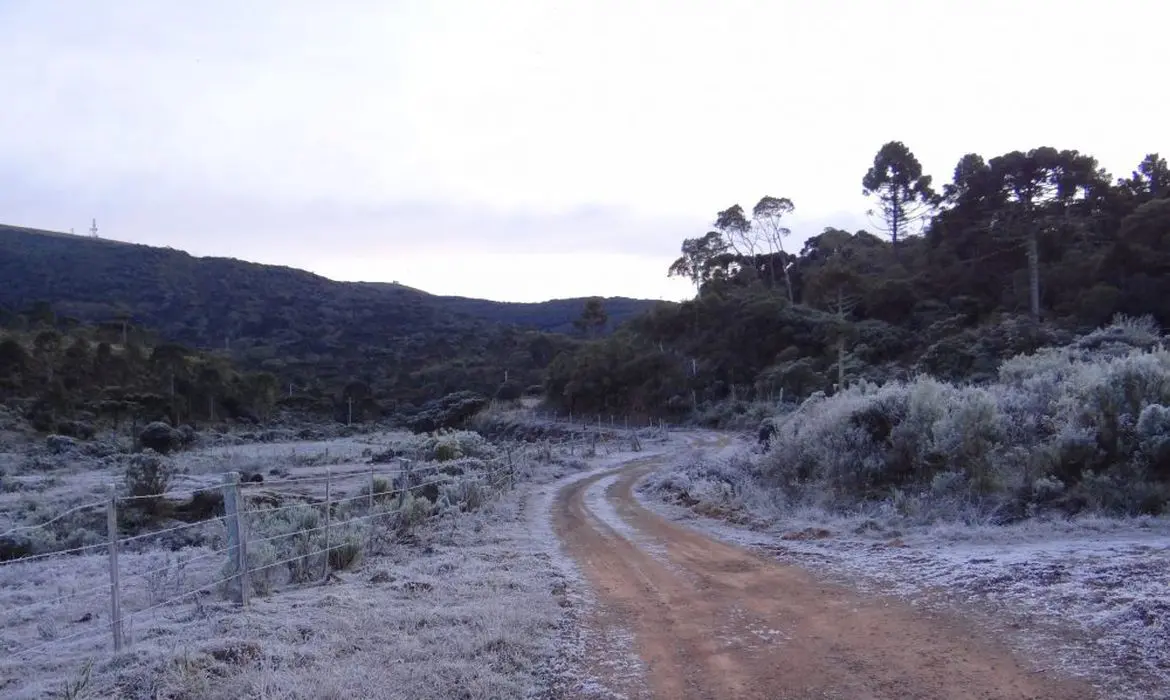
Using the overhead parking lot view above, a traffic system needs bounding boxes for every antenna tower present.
[89,218,99,238]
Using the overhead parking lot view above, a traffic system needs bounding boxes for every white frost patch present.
[583,472,670,562]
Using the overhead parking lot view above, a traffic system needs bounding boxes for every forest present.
[1,144,1167,433]
[0,225,650,430]
[544,144,1170,421]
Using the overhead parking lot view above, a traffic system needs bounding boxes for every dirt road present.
[552,437,1096,700]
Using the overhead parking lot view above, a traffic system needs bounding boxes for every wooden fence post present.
[106,485,124,653]
[222,472,249,607]
[322,468,332,580]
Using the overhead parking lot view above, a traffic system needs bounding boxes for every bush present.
[139,421,183,454]
[45,434,78,454]
[123,451,176,518]
[746,317,1170,520]
[55,420,95,440]
[403,391,489,433]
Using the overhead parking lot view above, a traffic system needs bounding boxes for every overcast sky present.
[1,1,1164,302]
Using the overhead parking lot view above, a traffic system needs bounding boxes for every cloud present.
[1,0,1163,303]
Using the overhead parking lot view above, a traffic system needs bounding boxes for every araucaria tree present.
[574,298,608,338]
[862,141,937,247]
[983,147,1107,320]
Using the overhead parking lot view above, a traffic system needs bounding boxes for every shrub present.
[139,421,183,454]
[746,317,1170,520]
[123,451,176,518]
[403,391,489,433]
[45,434,78,454]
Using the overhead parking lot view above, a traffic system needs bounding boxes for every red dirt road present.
[552,440,1096,700]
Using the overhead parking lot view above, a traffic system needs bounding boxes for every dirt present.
[552,437,1097,700]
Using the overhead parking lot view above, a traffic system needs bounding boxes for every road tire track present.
[552,436,1096,700]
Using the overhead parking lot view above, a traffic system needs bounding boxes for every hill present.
[0,224,655,416]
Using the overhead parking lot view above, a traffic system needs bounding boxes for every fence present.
[0,426,668,676]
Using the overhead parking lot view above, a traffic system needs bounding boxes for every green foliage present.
[0,225,646,418]
[550,144,1170,419]
[862,141,937,245]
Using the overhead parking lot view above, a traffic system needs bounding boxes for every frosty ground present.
[0,423,666,699]
[639,437,1170,700]
[5,420,1169,698]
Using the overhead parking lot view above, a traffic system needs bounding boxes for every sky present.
[0,0,1164,303]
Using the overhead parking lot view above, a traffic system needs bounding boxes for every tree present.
[150,343,189,424]
[714,205,759,280]
[32,329,62,383]
[799,234,863,391]
[574,298,609,338]
[985,147,1107,319]
[751,196,796,302]
[862,141,937,248]
[1119,153,1169,202]
[668,231,729,292]
[196,364,225,421]
[244,371,279,423]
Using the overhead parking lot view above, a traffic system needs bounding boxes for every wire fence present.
[0,425,669,675]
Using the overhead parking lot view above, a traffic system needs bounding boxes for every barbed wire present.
[0,428,647,669]
[0,540,109,568]
[117,515,229,546]
[0,501,106,539]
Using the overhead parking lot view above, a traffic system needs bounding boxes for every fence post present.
[507,446,515,490]
[322,468,332,580]
[106,485,124,653]
[368,470,375,513]
[222,472,249,607]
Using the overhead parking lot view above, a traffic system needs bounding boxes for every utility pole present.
[347,397,354,426]
[90,218,99,238]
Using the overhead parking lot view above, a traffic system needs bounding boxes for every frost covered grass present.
[0,421,654,698]
[1,495,568,699]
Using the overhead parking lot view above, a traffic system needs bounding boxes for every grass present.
[0,424,644,699]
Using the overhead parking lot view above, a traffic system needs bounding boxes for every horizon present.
[1,1,1164,303]
[0,221,669,305]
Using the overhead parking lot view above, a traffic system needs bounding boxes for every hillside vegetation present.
[0,224,652,422]
[546,146,1170,420]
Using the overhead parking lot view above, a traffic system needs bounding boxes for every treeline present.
[544,145,1170,419]
[0,301,587,433]
[0,304,281,434]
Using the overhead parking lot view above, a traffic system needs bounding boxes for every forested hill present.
[0,224,654,416]
[544,146,1170,420]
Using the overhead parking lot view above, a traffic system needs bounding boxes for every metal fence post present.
[222,472,249,607]
[106,485,124,653]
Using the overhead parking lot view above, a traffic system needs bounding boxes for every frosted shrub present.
[383,429,498,462]
[749,318,1170,519]
[123,451,175,502]
[246,503,367,588]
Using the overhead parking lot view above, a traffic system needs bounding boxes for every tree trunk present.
[1027,229,1041,320]
[836,287,846,391]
